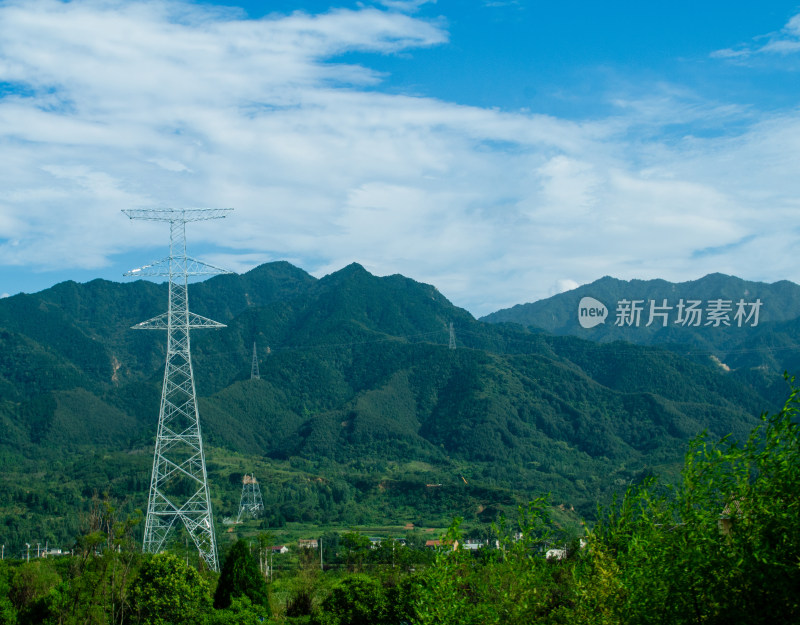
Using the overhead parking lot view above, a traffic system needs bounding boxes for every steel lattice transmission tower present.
[123,208,232,572]
[448,322,456,350]
[237,474,265,522]
[251,341,260,380]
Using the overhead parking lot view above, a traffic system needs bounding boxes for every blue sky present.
[0,0,799,314]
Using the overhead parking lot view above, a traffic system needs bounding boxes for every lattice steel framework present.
[123,208,232,571]
[251,341,260,380]
[236,474,265,522]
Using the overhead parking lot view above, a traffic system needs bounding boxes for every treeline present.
[2,384,797,624]
[0,443,527,554]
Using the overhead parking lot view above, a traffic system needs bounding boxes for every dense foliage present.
[579,379,800,624]
[213,539,270,610]
[0,384,796,623]
[129,553,212,625]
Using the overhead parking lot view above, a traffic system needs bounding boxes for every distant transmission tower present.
[251,341,260,380]
[237,474,265,522]
[448,322,456,350]
[123,208,232,572]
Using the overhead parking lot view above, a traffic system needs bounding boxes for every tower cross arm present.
[124,256,233,277]
[122,208,233,222]
[184,257,234,276]
[132,312,226,330]
[124,257,171,277]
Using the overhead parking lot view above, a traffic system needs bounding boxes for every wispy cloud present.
[376,0,436,13]
[712,12,800,59]
[0,0,798,314]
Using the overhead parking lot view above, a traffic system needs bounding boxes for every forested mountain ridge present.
[481,273,800,372]
[0,263,790,548]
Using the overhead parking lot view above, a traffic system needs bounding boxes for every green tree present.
[339,533,371,573]
[412,518,474,625]
[8,560,61,625]
[412,505,577,625]
[204,596,271,625]
[255,532,273,580]
[320,531,340,567]
[578,378,800,625]
[312,575,388,625]
[129,552,211,625]
[0,561,18,625]
[213,540,270,610]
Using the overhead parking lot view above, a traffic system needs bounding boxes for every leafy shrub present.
[129,553,211,625]
[214,540,270,611]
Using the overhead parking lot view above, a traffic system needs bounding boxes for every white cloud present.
[0,0,798,314]
[550,279,579,296]
[149,158,192,173]
[712,12,800,58]
[377,0,436,13]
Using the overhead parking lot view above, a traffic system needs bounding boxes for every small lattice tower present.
[448,322,456,350]
[251,341,260,380]
[237,474,265,522]
[123,208,232,572]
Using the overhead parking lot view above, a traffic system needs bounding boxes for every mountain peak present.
[317,263,376,289]
[243,260,316,282]
[336,262,370,275]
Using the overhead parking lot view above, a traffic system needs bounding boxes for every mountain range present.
[482,273,800,373]
[0,264,795,548]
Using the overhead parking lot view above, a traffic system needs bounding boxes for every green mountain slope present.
[0,263,788,549]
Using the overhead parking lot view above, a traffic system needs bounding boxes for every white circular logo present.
[578,297,608,328]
